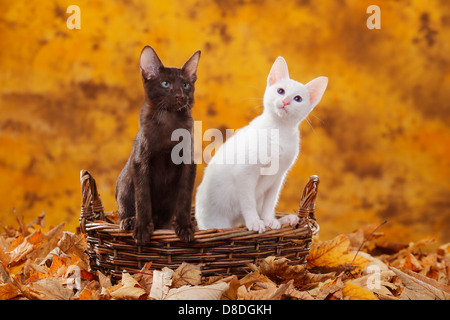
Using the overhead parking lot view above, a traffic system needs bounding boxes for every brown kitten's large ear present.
[267,56,290,87]
[182,50,201,82]
[305,76,328,108]
[140,46,164,80]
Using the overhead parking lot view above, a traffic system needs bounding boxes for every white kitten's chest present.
[275,129,300,167]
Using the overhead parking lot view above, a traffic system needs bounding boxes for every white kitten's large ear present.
[267,56,290,87]
[305,76,328,108]
[182,50,201,82]
[140,46,164,80]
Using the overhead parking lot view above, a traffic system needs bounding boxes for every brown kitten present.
[116,46,200,244]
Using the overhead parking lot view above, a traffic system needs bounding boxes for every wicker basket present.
[79,170,320,280]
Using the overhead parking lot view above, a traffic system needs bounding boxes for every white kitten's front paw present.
[264,218,281,230]
[278,214,300,226]
[246,219,266,234]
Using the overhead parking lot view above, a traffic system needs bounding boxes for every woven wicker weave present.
[79,170,320,280]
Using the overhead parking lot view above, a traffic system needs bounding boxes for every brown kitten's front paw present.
[133,222,154,245]
[120,217,135,231]
[175,222,195,242]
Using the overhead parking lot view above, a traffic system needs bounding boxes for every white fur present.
[195,57,327,233]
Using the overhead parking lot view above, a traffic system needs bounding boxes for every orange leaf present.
[0,245,11,265]
[49,255,70,276]
[8,240,34,264]
[78,280,100,300]
[26,269,48,282]
[403,253,423,272]
[0,283,21,300]
[8,235,24,252]
[27,230,45,246]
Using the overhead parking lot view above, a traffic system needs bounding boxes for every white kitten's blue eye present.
[161,81,171,88]
[183,82,190,90]
[294,95,302,102]
[277,88,285,95]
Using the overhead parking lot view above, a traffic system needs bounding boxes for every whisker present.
[247,103,264,114]
[306,117,316,135]
[240,97,264,101]
[310,113,324,125]
[247,85,264,93]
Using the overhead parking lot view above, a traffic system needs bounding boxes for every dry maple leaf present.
[390,267,450,300]
[251,256,334,290]
[0,245,11,266]
[132,263,153,294]
[110,272,147,300]
[57,232,89,270]
[307,234,370,271]
[0,264,11,284]
[76,280,101,300]
[98,271,112,290]
[341,282,378,300]
[239,271,276,290]
[165,282,229,300]
[149,267,174,300]
[0,283,21,300]
[44,223,65,243]
[220,275,240,300]
[312,277,346,300]
[30,278,74,300]
[236,279,312,300]
[171,262,202,288]
[237,283,278,300]
[282,286,315,300]
[8,239,36,264]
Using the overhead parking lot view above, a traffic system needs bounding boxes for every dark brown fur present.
[116,46,200,244]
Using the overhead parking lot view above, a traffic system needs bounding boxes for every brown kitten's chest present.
[140,109,193,152]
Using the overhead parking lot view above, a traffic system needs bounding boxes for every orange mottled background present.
[1,0,449,245]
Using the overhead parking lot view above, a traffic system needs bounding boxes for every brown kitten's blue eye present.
[183,82,190,90]
[161,81,171,88]
[294,95,302,102]
[277,88,285,95]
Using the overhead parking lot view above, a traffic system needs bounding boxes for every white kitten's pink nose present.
[282,98,290,106]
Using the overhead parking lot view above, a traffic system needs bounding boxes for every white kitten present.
[195,57,327,233]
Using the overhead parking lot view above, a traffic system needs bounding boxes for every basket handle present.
[80,170,105,233]
[297,175,320,224]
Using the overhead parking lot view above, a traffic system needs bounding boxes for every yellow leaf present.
[342,282,378,300]
[8,261,26,277]
[307,234,370,270]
